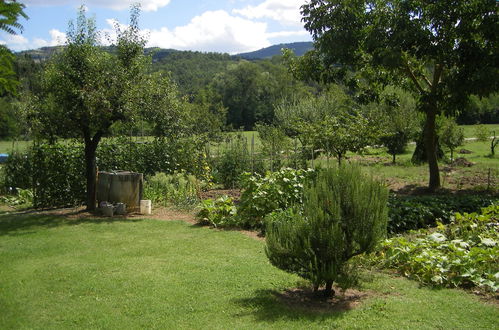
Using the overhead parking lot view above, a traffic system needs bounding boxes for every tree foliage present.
[275,85,377,164]
[377,87,420,164]
[440,117,464,162]
[29,6,185,210]
[300,0,499,190]
[0,0,28,96]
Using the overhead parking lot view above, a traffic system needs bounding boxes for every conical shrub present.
[265,165,388,296]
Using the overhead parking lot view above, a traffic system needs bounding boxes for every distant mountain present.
[235,42,314,60]
[17,42,314,63]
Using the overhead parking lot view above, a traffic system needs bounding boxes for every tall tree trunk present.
[84,133,102,211]
[424,109,440,191]
[324,280,335,297]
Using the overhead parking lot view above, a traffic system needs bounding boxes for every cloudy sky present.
[0,0,312,54]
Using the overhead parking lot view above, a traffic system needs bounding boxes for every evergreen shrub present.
[265,165,388,296]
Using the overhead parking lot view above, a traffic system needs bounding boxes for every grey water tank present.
[97,171,143,212]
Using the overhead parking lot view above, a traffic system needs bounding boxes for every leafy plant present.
[143,172,201,208]
[255,123,290,170]
[196,195,237,227]
[2,137,209,209]
[210,134,255,189]
[377,205,498,291]
[265,165,388,296]
[387,194,498,234]
[474,124,490,142]
[0,187,33,206]
[237,168,316,228]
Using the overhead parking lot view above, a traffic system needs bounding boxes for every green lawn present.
[0,212,497,329]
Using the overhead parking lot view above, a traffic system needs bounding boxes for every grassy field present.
[0,211,497,329]
[460,123,499,139]
[0,140,31,154]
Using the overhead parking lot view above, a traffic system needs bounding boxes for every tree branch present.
[420,72,433,89]
[431,63,444,94]
[403,59,425,94]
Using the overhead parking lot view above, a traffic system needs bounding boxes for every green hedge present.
[2,137,208,208]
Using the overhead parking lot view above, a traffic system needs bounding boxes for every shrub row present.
[2,137,209,208]
[388,194,498,234]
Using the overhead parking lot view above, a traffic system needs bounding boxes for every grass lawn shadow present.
[0,210,143,236]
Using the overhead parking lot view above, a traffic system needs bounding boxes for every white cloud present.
[143,10,271,54]
[23,0,171,12]
[32,29,67,48]
[233,0,305,27]
[0,29,66,51]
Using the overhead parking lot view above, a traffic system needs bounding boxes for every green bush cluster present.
[388,194,498,234]
[265,165,388,296]
[237,168,316,228]
[196,168,316,229]
[377,205,498,291]
[196,195,237,227]
[4,142,86,208]
[143,172,201,208]
[2,137,209,208]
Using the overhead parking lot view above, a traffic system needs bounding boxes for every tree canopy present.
[300,0,498,190]
[29,6,186,210]
[0,0,28,96]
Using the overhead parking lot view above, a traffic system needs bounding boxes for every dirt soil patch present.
[274,286,376,313]
[200,189,241,201]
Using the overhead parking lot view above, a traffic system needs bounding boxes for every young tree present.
[440,117,464,162]
[301,0,498,191]
[378,87,420,164]
[254,123,290,170]
[32,6,182,210]
[265,165,388,297]
[275,86,376,165]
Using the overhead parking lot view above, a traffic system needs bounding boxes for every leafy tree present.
[212,59,312,130]
[275,86,376,165]
[301,0,498,191]
[0,0,28,96]
[378,87,420,164]
[255,123,290,170]
[440,117,464,162]
[212,61,274,129]
[0,96,18,139]
[265,165,388,297]
[459,93,499,125]
[0,0,27,35]
[31,6,183,210]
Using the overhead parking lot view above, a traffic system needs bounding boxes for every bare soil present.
[274,286,376,313]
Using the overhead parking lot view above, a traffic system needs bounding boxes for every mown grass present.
[0,212,497,329]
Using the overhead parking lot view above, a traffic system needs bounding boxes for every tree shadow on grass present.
[233,287,366,324]
[0,209,143,236]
